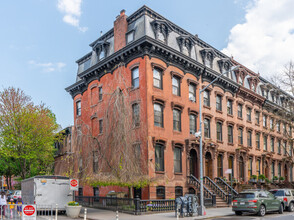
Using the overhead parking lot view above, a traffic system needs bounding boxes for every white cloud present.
[57,0,88,32]
[222,0,294,77]
[28,60,66,72]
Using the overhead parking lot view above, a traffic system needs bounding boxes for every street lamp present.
[197,65,239,216]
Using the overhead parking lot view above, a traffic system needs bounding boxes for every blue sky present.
[1,0,293,128]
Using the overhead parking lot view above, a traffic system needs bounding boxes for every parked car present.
[269,189,294,212]
[12,190,21,202]
[232,189,283,216]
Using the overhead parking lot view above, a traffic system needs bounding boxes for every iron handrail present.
[203,176,227,202]
[188,175,213,199]
[214,177,238,196]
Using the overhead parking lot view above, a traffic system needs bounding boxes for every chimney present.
[114,9,128,52]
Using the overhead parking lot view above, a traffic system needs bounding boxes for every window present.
[283,123,287,135]
[203,90,210,106]
[238,128,243,145]
[76,101,81,116]
[247,131,252,147]
[78,187,83,196]
[155,144,164,172]
[255,112,260,124]
[131,67,139,89]
[278,140,281,154]
[271,137,274,152]
[237,104,242,118]
[216,122,222,141]
[283,141,287,155]
[156,186,165,199]
[248,158,252,178]
[174,147,182,173]
[289,126,292,137]
[278,163,281,177]
[263,115,267,127]
[93,187,99,198]
[227,100,233,115]
[271,162,275,179]
[189,84,196,102]
[172,76,180,96]
[256,159,261,175]
[153,68,162,89]
[228,125,233,143]
[99,87,103,101]
[93,151,98,173]
[83,59,91,70]
[216,95,222,111]
[217,154,223,177]
[290,143,293,156]
[127,31,134,43]
[175,186,183,198]
[189,114,197,134]
[263,135,267,151]
[99,119,103,134]
[132,103,140,127]
[173,109,181,131]
[247,108,252,121]
[256,133,260,149]
[277,121,281,132]
[99,50,105,60]
[154,103,163,127]
[270,118,274,129]
[204,118,210,138]
[228,156,234,180]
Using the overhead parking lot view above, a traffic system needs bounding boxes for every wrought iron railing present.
[204,176,230,204]
[75,196,175,214]
[214,177,238,197]
[188,175,216,206]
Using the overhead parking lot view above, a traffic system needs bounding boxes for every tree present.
[60,64,151,198]
[0,87,59,180]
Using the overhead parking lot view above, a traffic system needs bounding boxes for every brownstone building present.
[61,6,294,202]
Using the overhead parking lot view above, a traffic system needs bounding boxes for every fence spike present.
[84,208,87,220]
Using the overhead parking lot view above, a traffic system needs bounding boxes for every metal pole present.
[55,204,58,220]
[116,210,119,220]
[197,65,239,216]
[198,88,204,216]
[84,208,87,220]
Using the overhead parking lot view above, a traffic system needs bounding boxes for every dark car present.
[232,190,283,216]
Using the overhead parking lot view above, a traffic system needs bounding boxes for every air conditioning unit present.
[189,97,196,102]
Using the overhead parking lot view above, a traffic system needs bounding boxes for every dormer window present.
[93,40,110,62]
[200,48,215,69]
[217,58,232,75]
[99,50,105,60]
[177,36,195,57]
[151,20,173,44]
[239,76,243,85]
[83,59,91,70]
[126,30,135,44]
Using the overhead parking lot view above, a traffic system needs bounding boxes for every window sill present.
[132,125,141,130]
[238,144,244,147]
[256,148,261,151]
[248,146,253,149]
[217,140,223,144]
[189,100,196,103]
[130,87,140,92]
[91,104,97,108]
[277,131,281,134]
[153,86,163,91]
[237,117,243,120]
[228,142,234,146]
[277,153,282,155]
[172,94,181,98]
[227,114,233,118]
[155,171,165,174]
[174,172,183,175]
[204,137,211,140]
[98,100,103,103]
[216,110,223,114]
[203,105,211,110]
[154,126,165,130]
[247,120,252,124]
[263,150,268,153]
[263,126,267,129]
[173,130,182,134]
[255,123,260,126]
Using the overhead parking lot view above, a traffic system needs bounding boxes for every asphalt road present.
[212,212,294,220]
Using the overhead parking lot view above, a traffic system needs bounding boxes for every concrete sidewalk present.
[76,207,234,220]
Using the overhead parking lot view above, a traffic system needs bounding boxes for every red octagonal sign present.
[70,179,78,187]
[23,205,35,216]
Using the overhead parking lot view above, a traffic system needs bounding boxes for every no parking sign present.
[22,205,36,220]
[70,179,79,191]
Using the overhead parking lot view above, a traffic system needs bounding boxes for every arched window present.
[175,186,183,198]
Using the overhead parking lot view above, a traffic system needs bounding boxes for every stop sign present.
[23,205,35,216]
[70,179,78,187]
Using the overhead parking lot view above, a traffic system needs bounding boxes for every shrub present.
[68,201,79,206]
[273,176,278,180]
[265,178,270,183]
[251,175,257,180]
[279,176,285,181]
[258,174,265,180]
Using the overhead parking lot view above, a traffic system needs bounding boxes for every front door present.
[284,165,288,181]
[239,157,244,181]
[265,162,269,179]
[189,149,198,178]
[205,152,213,179]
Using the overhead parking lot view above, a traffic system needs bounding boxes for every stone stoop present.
[204,183,230,208]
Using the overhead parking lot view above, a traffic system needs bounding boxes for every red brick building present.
[61,6,294,201]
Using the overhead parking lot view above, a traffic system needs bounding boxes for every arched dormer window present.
[151,19,173,44]
[200,48,216,68]
[92,40,110,62]
[217,58,232,76]
[177,35,195,57]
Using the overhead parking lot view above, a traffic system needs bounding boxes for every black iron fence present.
[75,196,175,215]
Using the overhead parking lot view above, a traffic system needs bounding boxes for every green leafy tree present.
[0,87,59,180]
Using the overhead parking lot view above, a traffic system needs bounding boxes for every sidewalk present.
[76,207,234,220]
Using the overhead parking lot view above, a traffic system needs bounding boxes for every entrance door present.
[133,187,142,199]
[265,161,269,179]
[239,157,244,181]
[189,149,198,178]
[205,152,213,179]
[284,165,288,181]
